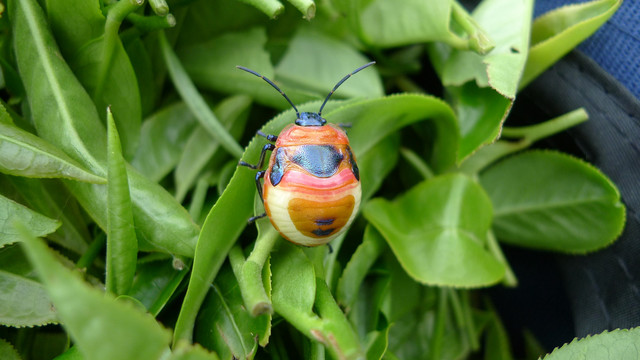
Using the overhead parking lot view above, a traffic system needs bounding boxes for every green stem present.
[304,247,327,281]
[235,0,284,18]
[429,288,447,360]
[75,233,106,270]
[486,230,517,287]
[395,75,427,94]
[287,0,316,19]
[158,31,245,159]
[447,289,478,350]
[400,147,434,180]
[450,1,494,54]
[188,173,211,222]
[501,108,589,142]
[94,0,143,104]
[458,139,528,175]
[459,108,589,174]
[231,228,279,316]
[148,0,169,15]
[314,278,364,359]
[126,12,176,33]
[460,290,479,350]
[447,288,465,330]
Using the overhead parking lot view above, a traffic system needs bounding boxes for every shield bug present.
[237,62,375,247]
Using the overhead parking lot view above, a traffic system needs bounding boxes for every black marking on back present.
[346,146,359,181]
[312,228,335,236]
[292,145,343,178]
[270,147,286,186]
[315,218,335,226]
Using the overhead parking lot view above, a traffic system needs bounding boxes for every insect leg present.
[255,170,266,202]
[248,213,267,224]
[257,130,278,142]
[239,143,276,169]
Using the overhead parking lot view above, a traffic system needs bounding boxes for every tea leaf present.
[195,264,270,359]
[160,31,244,159]
[16,228,172,360]
[480,151,625,253]
[275,28,382,100]
[364,173,505,287]
[106,109,137,295]
[0,338,21,360]
[0,120,105,183]
[521,0,622,88]
[542,327,640,360]
[0,270,57,327]
[10,0,200,257]
[430,0,534,161]
[0,194,60,248]
[130,102,198,182]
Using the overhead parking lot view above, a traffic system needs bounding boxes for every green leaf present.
[337,225,386,310]
[430,0,533,161]
[272,242,316,319]
[173,155,255,345]
[542,327,640,360]
[159,30,244,159]
[479,151,625,253]
[0,120,105,183]
[178,27,284,109]
[364,173,505,287]
[106,108,137,295]
[129,258,189,317]
[44,0,103,60]
[71,36,142,159]
[130,102,198,182]
[0,338,21,360]
[195,264,270,360]
[439,0,533,98]
[484,308,513,360]
[275,28,383,100]
[10,0,108,173]
[351,0,491,51]
[329,94,458,173]
[365,325,391,360]
[10,0,200,257]
[8,177,91,254]
[379,252,422,324]
[520,0,622,88]
[16,228,172,360]
[174,95,251,201]
[0,270,57,327]
[0,194,60,248]
[169,342,221,360]
[48,0,143,160]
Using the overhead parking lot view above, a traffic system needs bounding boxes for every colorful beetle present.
[237,62,375,247]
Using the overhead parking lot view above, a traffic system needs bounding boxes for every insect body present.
[237,62,375,246]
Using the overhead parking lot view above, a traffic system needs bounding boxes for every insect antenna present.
[317,61,376,116]
[236,66,300,118]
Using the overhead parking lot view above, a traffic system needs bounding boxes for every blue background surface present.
[534,0,640,99]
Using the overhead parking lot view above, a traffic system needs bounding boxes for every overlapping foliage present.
[0,0,628,359]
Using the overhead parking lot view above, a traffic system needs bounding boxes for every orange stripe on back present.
[287,195,355,238]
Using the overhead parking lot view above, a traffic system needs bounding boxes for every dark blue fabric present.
[535,0,640,99]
